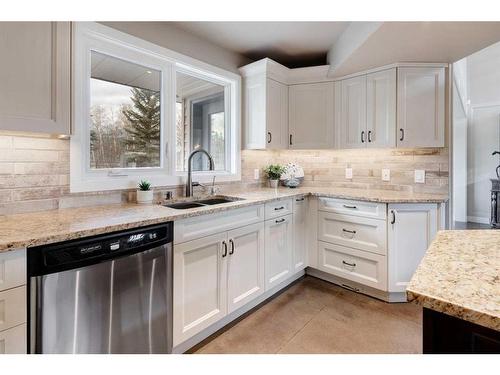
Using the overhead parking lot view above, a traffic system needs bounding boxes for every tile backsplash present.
[0,133,449,215]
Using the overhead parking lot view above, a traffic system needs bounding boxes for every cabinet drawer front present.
[0,249,26,292]
[0,323,26,354]
[265,198,293,220]
[0,286,26,332]
[318,197,386,219]
[174,205,264,244]
[318,242,387,290]
[318,212,387,255]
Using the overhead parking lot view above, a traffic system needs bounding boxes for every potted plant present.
[136,179,153,204]
[264,164,284,188]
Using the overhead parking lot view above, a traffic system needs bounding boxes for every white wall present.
[101,22,252,74]
[462,41,500,223]
[452,83,467,223]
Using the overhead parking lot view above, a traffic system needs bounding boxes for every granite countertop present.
[0,187,448,253]
[407,230,500,331]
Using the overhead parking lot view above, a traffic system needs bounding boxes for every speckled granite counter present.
[407,230,500,332]
[0,187,447,253]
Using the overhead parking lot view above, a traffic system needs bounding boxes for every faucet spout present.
[186,148,215,197]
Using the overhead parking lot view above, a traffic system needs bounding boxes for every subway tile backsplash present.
[0,134,449,215]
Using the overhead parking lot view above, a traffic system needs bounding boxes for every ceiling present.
[171,21,350,68]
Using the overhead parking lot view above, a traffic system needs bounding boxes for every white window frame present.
[71,22,241,193]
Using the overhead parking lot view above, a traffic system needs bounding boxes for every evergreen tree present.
[122,87,161,167]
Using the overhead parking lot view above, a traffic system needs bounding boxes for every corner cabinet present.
[397,67,445,147]
[288,82,335,149]
[387,203,439,293]
[339,75,367,149]
[0,22,71,134]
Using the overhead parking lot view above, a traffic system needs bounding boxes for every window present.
[175,70,228,172]
[71,23,240,193]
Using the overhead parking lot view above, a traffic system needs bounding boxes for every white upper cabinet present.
[289,82,335,149]
[0,22,71,134]
[366,68,396,148]
[387,203,438,293]
[397,67,445,147]
[240,60,289,149]
[339,75,367,149]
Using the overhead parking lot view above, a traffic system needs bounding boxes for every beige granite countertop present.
[407,230,500,331]
[0,187,447,253]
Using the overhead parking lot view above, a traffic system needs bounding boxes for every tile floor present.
[194,276,422,354]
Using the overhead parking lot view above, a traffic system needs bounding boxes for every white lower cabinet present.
[387,203,438,292]
[0,324,26,354]
[318,241,387,291]
[264,214,293,290]
[227,223,265,313]
[293,196,307,272]
[173,232,228,346]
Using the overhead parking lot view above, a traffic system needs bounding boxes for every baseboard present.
[172,269,306,354]
[467,216,490,224]
[306,267,407,303]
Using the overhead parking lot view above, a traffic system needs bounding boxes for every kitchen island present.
[407,230,500,353]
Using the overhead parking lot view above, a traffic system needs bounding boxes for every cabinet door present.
[387,203,438,292]
[264,215,293,290]
[173,232,228,346]
[0,22,71,134]
[366,69,396,148]
[0,324,26,354]
[293,196,308,272]
[397,67,445,147]
[243,75,266,149]
[289,82,334,149]
[266,78,289,149]
[339,75,367,149]
[227,222,265,313]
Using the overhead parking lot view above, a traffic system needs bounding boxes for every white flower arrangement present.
[280,163,305,180]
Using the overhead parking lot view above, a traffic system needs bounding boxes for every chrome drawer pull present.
[275,218,286,224]
[342,260,356,267]
[342,228,356,234]
[343,204,357,209]
[274,206,285,211]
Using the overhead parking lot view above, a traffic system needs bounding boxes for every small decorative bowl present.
[282,177,303,188]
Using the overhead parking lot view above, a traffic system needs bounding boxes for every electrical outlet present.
[345,168,353,179]
[414,170,426,184]
[382,169,391,182]
[254,169,260,180]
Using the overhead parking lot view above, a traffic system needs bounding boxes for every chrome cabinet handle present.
[274,206,285,211]
[368,130,372,142]
[222,241,228,257]
[275,218,286,224]
[342,228,356,234]
[229,239,234,255]
[343,204,357,209]
[267,132,272,144]
[361,131,365,143]
[390,210,396,224]
[342,260,356,267]
[399,128,404,141]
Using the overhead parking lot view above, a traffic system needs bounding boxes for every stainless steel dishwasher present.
[27,222,173,354]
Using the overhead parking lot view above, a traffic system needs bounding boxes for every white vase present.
[136,189,154,204]
[269,179,279,188]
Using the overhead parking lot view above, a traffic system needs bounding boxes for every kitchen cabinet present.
[0,324,26,354]
[339,75,367,149]
[339,69,396,149]
[227,222,265,313]
[387,203,439,293]
[241,65,288,149]
[0,22,71,134]
[366,68,396,148]
[265,214,293,290]
[289,82,335,149]
[173,232,228,346]
[293,196,308,272]
[397,67,445,147]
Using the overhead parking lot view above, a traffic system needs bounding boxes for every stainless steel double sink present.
[163,196,243,209]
